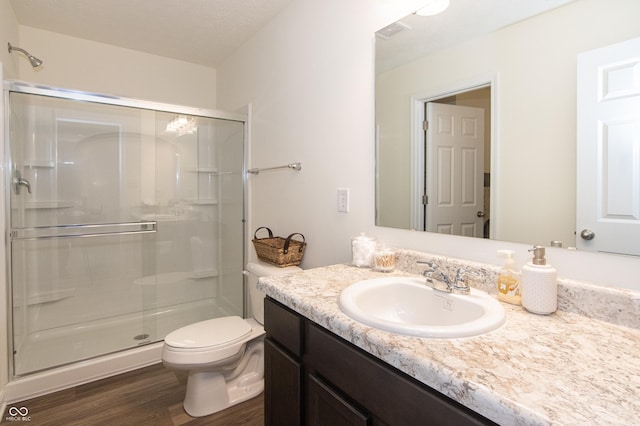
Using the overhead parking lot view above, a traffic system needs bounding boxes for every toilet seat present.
[162,317,265,369]
[165,316,252,349]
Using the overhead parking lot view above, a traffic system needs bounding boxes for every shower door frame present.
[3,80,249,379]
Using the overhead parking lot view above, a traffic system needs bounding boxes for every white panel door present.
[577,37,640,256]
[426,103,485,237]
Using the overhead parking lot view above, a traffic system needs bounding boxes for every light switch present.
[337,188,350,213]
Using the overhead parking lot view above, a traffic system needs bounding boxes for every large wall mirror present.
[375,0,640,256]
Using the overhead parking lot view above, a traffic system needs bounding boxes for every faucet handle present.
[421,267,435,276]
[417,260,435,276]
[456,270,481,292]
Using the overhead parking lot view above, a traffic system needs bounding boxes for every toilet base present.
[183,371,264,417]
[182,339,265,417]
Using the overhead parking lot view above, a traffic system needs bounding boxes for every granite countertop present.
[258,263,640,426]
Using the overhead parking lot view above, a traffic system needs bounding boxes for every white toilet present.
[161,261,302,417]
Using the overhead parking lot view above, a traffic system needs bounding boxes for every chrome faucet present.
[418,262,472,295]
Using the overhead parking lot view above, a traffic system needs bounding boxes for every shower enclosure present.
[5,82,246,376]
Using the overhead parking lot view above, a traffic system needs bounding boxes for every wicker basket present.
[252,227,306,267]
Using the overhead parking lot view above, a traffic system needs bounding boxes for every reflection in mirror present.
[391,86,491,236]
[375,0,640,256]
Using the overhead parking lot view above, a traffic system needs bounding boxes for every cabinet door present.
[307,374,370,426]
[265,338,302,426]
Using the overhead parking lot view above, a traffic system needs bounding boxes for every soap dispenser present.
[496,250,521,305]
[521,246,557,315]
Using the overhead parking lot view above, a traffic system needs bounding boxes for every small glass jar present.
[352,233,376,268]
[373,247,395,272]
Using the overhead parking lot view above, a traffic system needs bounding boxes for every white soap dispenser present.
[521,246,558,315]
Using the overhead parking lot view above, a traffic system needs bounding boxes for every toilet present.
[161,260,302,417]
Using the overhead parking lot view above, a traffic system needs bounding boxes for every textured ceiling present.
[9,0,294,67]
[11,0,576,70]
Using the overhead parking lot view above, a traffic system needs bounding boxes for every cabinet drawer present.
[305,323,495,426]
[264,297,304,357]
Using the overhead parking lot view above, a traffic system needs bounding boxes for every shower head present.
[8,43,43,68]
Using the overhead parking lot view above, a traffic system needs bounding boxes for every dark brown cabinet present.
[264,297,496,426]
[307,373,370,425]
[264,295,304,426]
[264,338,302,426]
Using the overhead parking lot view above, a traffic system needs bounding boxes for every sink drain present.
[133,333,150,341]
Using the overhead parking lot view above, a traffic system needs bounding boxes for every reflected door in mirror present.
[425,103,485,237]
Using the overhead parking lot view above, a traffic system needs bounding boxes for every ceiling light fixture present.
[415,0,450,17]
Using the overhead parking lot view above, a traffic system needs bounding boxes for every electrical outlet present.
[337,188,350,212]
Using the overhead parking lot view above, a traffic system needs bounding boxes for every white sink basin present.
[338,276,505,338]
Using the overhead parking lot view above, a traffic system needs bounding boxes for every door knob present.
[476,211,485,218]
[580,229,595,240]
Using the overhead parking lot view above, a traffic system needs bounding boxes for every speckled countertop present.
[257,259,640,425]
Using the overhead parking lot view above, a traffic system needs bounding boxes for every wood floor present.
[1,363,264,426]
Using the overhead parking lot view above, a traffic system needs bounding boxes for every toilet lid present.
[164,316,252,349]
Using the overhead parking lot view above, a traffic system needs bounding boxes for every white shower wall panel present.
[15,235,218,333]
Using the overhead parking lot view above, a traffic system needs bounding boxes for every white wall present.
[16,26,217,109]
[1,1,19,79]
[217,0,411,268]
[217,0,640,290]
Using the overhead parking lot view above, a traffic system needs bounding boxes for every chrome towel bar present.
[247,162,302,175]
[11,221,157,241]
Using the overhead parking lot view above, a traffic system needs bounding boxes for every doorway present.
[412,86,491,237]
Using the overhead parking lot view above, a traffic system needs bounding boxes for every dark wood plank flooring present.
[1,363,264,426]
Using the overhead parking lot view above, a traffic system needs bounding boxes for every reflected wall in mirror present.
[375,0,640,254]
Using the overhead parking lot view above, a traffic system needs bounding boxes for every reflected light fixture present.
[165,115,197,136]
[415,0,450,16]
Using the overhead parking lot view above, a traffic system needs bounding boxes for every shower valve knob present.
[13,170,32,194]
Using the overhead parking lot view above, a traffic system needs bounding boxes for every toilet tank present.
[245,261,302,324]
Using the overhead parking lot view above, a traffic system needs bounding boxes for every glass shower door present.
[9,92,158,375]
[7,86,246,377]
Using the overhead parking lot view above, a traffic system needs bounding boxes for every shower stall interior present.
[5,82,246,377]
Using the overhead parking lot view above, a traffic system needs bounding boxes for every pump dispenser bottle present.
[521,246,558,315]
[496,250,521,305]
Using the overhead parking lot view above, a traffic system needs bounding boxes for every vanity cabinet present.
[264,296,304,426]
[264,297,496,426]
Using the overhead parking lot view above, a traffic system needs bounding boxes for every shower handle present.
[13,170,31,194]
